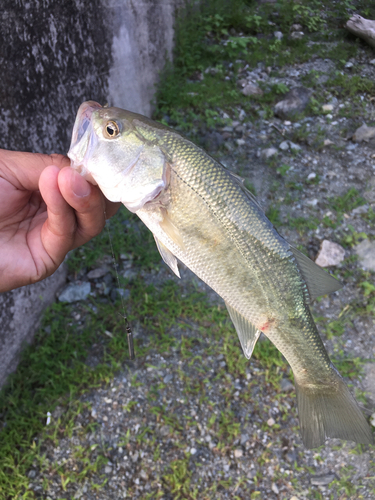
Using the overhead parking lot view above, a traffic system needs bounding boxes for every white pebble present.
[272,483,279,494]
[234,449,243,458]
[267,417,275,426]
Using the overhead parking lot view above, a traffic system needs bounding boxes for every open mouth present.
[68,101,102,172]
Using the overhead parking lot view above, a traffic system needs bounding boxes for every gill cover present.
[68,101,168,212]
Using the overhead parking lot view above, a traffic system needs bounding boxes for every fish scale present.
[139,135,337,379]
[68,101,373,449]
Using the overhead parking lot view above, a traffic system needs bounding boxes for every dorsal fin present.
[225,170,264,212]
[290,246,342,300]
[225,303,261,359]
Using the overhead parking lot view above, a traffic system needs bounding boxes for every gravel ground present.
[25,23,375,500]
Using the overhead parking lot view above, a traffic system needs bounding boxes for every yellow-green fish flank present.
[68,101,373,448]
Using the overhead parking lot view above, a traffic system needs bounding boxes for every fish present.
[68,101,373,448]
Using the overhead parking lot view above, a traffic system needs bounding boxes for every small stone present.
[274,31,283,40]
[370,58,375,65]
[322,104,334,112]
[140,470,148,480]
[290,497,300,500]
[240,433,249,445]
[236,138,246,146]
[234,449,243,458]
[345,61,353,69]
[306,199,318,206]
[352,124,375,143]
[286,450,297,463]
[289,141,301,151]
[163,373,173,384]
[120,253,133,260]
[222,126,233,132]
[310,473,336,486]
[58,282,91,303]
[131,452,139,462]
[279,140,301,151]
[190,447,197,455]
[355,239,375,271]
[271,483,279,494]
[324,139,334,146]
[290,23,303,32]
[241,82,263,97]
[325,113,333,120]
[352,205,369,215]
[280,378,294,392]
[160,425,171,436]
[274,87,311,119]
[104,465,112,474]
[261,147,278,159]
[315,240,345,267]
[267,417,275,426]
[290,31,304,40]
[87,266,109,279]
[307,172,316,180]
[371,413,375,427]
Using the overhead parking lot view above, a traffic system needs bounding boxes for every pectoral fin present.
[159,210,185,250]
[290,246,342,300]
[154,236,180,278]
[225,303,261,359]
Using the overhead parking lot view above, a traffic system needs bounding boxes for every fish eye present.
[104,120,120,139]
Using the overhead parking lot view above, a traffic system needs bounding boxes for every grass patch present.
[153,0,351,132]
[0,269,290,496]
[68,207,160,273]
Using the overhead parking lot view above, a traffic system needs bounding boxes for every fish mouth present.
[68,101,102,176]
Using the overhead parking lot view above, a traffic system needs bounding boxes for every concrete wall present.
[0,0,185,387]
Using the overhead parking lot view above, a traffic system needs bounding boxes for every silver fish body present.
[68,101,373,448]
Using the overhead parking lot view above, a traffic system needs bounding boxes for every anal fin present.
[225,303,261,359]
[154,236,180,278]
[290,246,342,300]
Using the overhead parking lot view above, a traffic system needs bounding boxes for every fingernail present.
[71,172,91,198]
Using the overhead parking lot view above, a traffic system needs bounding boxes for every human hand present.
[0,149,121,292]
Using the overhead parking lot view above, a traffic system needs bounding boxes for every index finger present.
[0,149,70,191]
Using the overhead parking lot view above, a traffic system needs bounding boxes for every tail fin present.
[295,367,374,449]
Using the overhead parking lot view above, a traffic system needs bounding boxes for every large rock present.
[0,0,184,388]
[345,15,375,49]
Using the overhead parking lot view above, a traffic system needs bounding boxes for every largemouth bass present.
[68,101,373,448]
